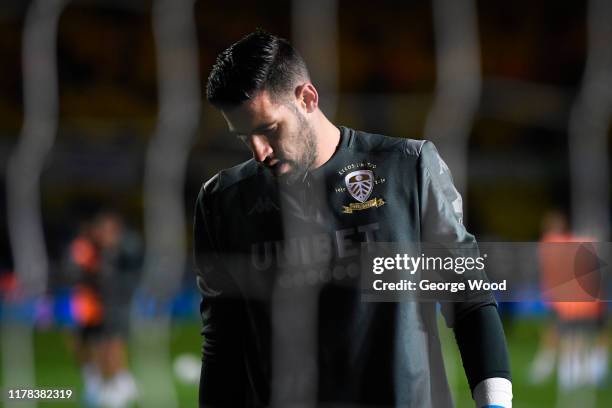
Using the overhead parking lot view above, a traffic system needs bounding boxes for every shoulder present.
[346,127,429,157]
[197,158,260,202]
[417,140,448,175]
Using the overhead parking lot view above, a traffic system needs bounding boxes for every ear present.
[295,83,318,113]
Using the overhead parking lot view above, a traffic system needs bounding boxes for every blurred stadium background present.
[0,0,611,407]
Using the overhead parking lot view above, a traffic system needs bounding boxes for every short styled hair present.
[206,30,310,108]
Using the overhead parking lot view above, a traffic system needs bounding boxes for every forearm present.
[453,304,512,406]
[199,296,247,407]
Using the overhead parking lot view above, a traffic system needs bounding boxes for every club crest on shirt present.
[345,170,373,202]
[334,162,386,214]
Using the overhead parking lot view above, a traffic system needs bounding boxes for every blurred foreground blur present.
[1,1,611,407]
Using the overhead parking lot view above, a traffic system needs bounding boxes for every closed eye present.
[262,125,279,138]
[234,123,278,145]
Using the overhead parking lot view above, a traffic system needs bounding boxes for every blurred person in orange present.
[530,210,608,389]
[65,210,141,407]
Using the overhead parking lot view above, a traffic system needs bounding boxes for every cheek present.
[275,124,297,154]
[276,138,294,159]
[283,114,302,138]
[275,113,306,158]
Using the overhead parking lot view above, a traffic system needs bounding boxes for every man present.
[532,210,608,390]
[66,211,140,407]
[194,30,512,408]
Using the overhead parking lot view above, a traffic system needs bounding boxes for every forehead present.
[222,91,287,134]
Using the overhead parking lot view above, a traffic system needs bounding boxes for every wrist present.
[473,377,512,408]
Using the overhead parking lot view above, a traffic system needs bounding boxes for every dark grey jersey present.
[194,126,496,407]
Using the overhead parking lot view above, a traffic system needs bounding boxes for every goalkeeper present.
[194,30,512,408]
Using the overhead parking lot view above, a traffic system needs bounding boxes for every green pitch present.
[439,317,612,408]
[1,318,610,407]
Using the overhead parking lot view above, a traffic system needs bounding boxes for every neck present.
[310,110,341,169]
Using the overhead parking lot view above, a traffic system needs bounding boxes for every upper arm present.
[418,141,466,242]
[194,183,222,297]
[416,141,496,326]
[193,179,249,404]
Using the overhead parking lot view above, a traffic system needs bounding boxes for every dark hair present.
[206,30,310,108]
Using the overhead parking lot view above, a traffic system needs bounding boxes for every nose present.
[249,134,273,163]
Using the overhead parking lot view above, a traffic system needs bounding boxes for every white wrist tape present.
[473,377,512,408]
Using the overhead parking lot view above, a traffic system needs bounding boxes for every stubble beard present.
[277,111,318,186]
